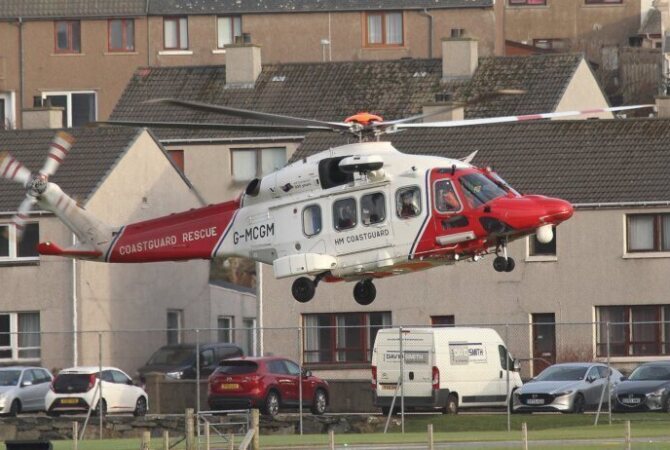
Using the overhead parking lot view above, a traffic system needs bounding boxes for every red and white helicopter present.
[0,100,652,305]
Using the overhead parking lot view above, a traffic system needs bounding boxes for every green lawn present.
[49,413,670,449]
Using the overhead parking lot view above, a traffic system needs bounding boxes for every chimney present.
[422,102,464,122]
[442,37,478,80]
[224,43,262,88]
[22,102,65,129]
[655,95,670,117]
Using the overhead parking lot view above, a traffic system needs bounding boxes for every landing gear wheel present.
[353,279,376,306]
[505,257,515,272]
[292,277,316,303]
[493,256,508,272]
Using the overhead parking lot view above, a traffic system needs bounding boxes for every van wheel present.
[444,394,458,415]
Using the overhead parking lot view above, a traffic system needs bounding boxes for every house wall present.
[209,284,257,354]
[260,207,670,379]
[77,131,209,376]
[504,0,641,63]
[0,21,21,128]
[556,59,613,118]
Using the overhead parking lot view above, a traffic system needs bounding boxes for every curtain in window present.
[179,18,188,49]
[164,20,178,48]
[261,148,286,176]
[18,313,40,359]
[232,150,257,181]
[385,13,402,44]
[597,306,626,356]
[304,315,320,363]
[0,225,9,257]
[628,215,654,250]
[631,306,659,355]
[367,15,382,44]
[217,17,233,47]
[662,215,670,251]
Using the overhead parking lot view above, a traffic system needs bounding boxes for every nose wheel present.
[493,239,515,273]
[353,279,376,305]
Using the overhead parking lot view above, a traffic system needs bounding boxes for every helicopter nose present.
[542,197,573,224]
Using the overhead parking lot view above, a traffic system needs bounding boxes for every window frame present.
[333,197,358,232]
[364,11,404,47]
[360,191,386,226]
[107,18,135,52]
[163,16,189,50]
[41,91,97,128]
[596,305,670,357]
[433,179,463,214]
[217,15,242,48]
[217,315,234,343]
[0,222,40,264]
[508,0,547,5]
[54,20,81,54]
[230,147,287,182]
[526,225,557,262]
[302,204,323,237]
[585,0,623,4]
[166,309,183,345]
[396,185,422,219]
[0,92,15,130]
[0,312,41,363]
[625,213,670,254]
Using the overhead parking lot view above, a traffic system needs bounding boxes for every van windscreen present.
[217,361,258,375]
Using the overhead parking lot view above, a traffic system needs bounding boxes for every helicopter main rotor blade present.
[96,120,336,133]
[40,131,75,178]
[13,194,37,240]
[0,151,33,187]
[396,104,655,129]
[145,98,351,131]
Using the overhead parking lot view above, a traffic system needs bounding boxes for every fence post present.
[163,430,169,450]
[505,323,511,433]
[228,432,234,450]
[72,421,78,450]
[196,329,201,416]
[427,424,434,450]
[185,408,195,450]
[98,332,103,440]
[204,420,210,450]
[521,422,528,450]
[329,429,335,450]
[624,420,631,450]
[140,430,151,450]
[252,408,260,450]
[607,322,612,426]
[399,326,404,434]
[298,326,303,436]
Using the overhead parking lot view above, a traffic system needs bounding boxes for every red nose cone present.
[544,198,573,224]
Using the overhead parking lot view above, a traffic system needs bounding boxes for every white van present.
[371,327,522,414]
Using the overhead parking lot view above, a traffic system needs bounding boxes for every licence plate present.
[526,399,545,405]
[381,384,398,390]
[622,397,641,404]
[220,383,239,390]
[61,398,79,405]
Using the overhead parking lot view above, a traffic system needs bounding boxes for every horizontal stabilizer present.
[38,241,102,259]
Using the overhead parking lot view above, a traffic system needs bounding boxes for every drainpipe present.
[72,233,78,366]
[418,9,433,58]
[145,0,151,66]
[18,17,23,128]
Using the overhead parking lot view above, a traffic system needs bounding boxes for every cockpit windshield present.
[489,171,520,196]
[459,173,508,208]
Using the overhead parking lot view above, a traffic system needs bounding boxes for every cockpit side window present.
[361,192,386,225]
[434,180,461,213]
[303,204,322,237]
[396,186,421,219]
[459,173,507,208]
[333,198,357,231]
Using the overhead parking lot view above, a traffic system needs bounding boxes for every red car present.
[207,357,329,416]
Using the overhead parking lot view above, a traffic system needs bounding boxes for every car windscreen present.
[148,348,194,365]
[216,361,258,375]
[534,366,588,381]
[0,370,21,386]
[628,365,670,381]
[52,374,92,393]
[459,173,507,208]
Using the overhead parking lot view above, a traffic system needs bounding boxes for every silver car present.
[512,363,623,413]
[0,367,53,416]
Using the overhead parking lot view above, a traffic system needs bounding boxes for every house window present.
[596,305,670,357]
[361,192,385,225]
[533,39,566,50]
[431,315,455,327]
[626,213,670,253]
[303,204,322,237]
[509,0,547,5]
[365,12,403,46]
[166,309,183,344]
[0,97,5,129]
[333,198,357,231]
[164,17,188,50]
[217,16,242,48]
[168,150,185,172]
[108,19,135,52]
[585,0,622,4]
[0,222,39,263]
[42,92,96,128]
[217,316,233,343]
[0,312,40,361]
[55,21,81,53]
[231,147,286,182]
[529,226,557,257]
[243,318,256,356]
[303,312,392,364]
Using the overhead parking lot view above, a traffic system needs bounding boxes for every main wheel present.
[292,277,315,303]
[444,394,458,415]
[311,389,327,415]
[263,391,280,417]
[493,256,507,272]
[353,280,376,306]
[505,257,515,272]
[133,397,148,417]
[8,399,20,417]
[571,393,585,414]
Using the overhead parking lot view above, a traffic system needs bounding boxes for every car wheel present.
[93,399,107,416]
[133,397,148,417]
[664,396,670,413]
[263,391,280,417]
[444,394,458,415]
[571,393,585,414]
[8,399,20,417]
[311,389,327,415]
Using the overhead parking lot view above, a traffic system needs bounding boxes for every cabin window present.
[396,186,421,219]
[361,192,385,225]
[333,198,357,231]
[434,180,461,213]
[303,204,322,237]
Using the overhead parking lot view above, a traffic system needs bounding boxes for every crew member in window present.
[437,182,460,212]
[399,191,419,218]
[337,203,355,229]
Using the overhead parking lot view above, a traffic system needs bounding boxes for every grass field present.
[48,413,670,449]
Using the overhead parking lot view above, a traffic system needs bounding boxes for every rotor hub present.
[30,174,48,195]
